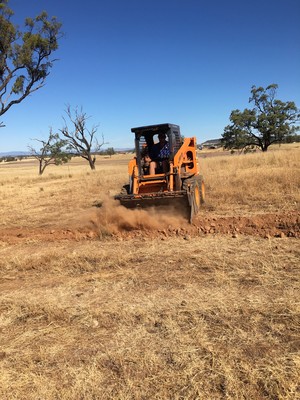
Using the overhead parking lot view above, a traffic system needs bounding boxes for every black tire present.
[119,184,130,196]
[182,175,205,223]
[195,175,205,205]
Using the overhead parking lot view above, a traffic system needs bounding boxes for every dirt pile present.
[88,201,300,239]
[0,209,299,244]
[195,211,300,238]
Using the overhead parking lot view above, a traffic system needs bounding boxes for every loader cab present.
[131,123,182,176]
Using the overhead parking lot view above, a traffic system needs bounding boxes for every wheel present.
[196,175,205,205]
[190,183,199,223]
[119,184,130,196]
[182,175,205,223]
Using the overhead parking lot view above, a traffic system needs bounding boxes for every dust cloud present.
[89,196,188,235]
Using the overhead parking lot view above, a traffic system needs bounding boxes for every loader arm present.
[173,137,198,179]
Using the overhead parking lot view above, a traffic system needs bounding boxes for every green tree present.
[0,0,62,121]
[60,106,107,170]
[106,147,115,157]
[28,130,71,175]
[222,84,300,152]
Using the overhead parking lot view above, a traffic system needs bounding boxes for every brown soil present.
[1,209,299,245]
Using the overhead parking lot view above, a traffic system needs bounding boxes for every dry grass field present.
[0,144,299,399]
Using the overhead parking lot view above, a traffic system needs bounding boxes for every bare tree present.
[60,106,107,170]
[28,129,71,175]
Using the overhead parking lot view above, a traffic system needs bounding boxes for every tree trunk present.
[39,160,44,175]
[88,155,96,170]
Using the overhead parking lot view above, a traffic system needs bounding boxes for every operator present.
[149,132,170,174]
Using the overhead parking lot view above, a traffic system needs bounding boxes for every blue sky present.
[1,0,300,151]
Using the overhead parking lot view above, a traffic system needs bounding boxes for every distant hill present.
[0,149,133,157]
[0,151,31,157]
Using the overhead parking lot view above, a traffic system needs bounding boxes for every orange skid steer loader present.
[115,123,205,222]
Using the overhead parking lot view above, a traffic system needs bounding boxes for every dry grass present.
[0,155,128,228]
[0,238,299,399]
[0,145,299,399]
[200,144,300,214]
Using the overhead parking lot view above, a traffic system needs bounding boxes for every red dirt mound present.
[0,211,298,244]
